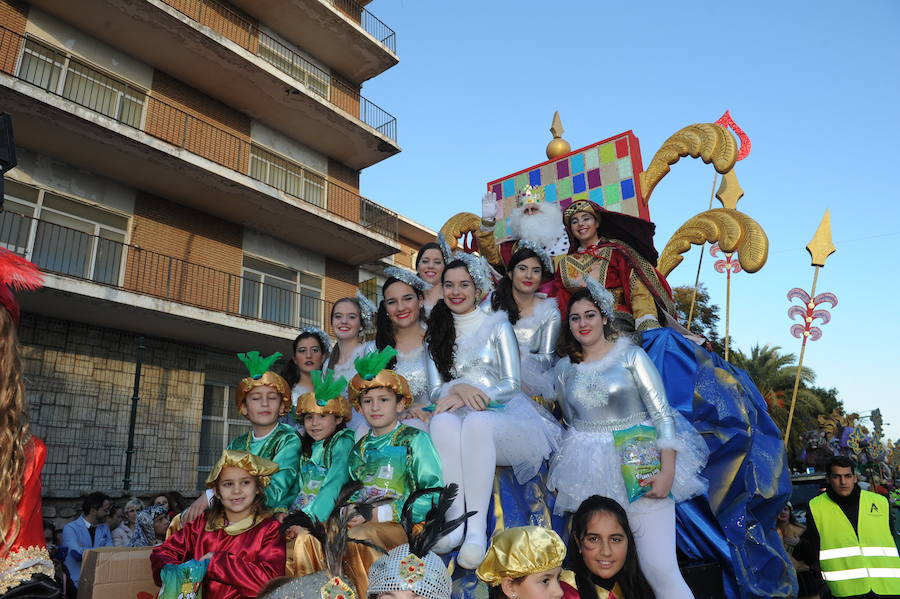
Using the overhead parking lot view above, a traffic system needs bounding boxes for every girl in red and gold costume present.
[0,249,58,598]
[554,200,674,332]
[151,450,286,599]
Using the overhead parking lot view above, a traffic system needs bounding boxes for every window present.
[197,383,249,488]
[1,179,129,285]
[256,34,330,99]
[17,39,146,128]
[249,146,326,208]
[299,272,324,328]
[240,256,323,328]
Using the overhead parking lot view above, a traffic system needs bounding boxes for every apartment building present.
[0,0,432,501]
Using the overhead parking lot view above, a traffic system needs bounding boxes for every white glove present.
[481,191,497,221]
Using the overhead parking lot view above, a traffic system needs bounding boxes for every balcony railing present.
[0,27,399,241]
[0,209,334,331]
[155,0,397,141]
[325,0,397,53]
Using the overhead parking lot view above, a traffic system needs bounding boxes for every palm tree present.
[731,344,823,459]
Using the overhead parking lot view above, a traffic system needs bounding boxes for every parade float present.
[439,113,795,599]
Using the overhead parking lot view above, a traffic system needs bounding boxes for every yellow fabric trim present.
[0,545,54,593]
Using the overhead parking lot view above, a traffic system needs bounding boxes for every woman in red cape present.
[0,248,59,598]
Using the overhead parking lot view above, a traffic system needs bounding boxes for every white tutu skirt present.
[520,355,555,400]
[444,391,562,484]
[548,412,708,515]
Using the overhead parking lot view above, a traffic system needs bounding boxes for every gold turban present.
[476,526,567,586]
[562,200,599,224]
[235,371,292,416]
[348,370,412,409]
[297,392,352,421]
[205,450,279,488]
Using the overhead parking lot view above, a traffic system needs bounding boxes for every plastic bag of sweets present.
[157,558,209,599]
[613,424,663,503]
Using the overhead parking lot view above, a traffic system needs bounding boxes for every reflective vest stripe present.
[867,568,900,578]
[820,547,862,560]
[823,568,870,581]
[820,546,900,560]
[862,547,900,558]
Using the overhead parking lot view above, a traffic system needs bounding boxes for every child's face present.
[304,412,341,441]
[243,385,283,425]
[503,568,563,599]
[359,387,403,434]
[294,337,325,374]
[215,466,259,519]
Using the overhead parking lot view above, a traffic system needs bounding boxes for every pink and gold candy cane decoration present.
[710,243,742,361]
[784,210,837,445]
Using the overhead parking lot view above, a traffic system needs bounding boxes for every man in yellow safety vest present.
[795,456,900,598]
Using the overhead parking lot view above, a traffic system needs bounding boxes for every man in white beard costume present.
[476,186,569,273]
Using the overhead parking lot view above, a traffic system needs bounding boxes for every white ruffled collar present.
[572,336,633,372]
[514,296,559,330]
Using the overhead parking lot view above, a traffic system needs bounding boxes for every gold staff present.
[784,210,838,445]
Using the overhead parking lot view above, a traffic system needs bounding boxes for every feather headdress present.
[367,484,474,599]
[0,247,43,323]
[347,346,410,408]
[235,351,291,414]
[268,482,386,599]
[297,369,351,420]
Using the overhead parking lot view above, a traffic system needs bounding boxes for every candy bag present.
[158,558,209,599]
[613,424,662,503]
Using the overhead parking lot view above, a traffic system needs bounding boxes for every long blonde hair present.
[0,307,30,553]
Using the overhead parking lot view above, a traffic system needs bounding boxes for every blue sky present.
[360,1,900,439]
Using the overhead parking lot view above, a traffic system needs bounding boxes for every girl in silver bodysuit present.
[485,243,561,405]
[424,254,560,570]
[363,267,430,433]
[549,284,707,599]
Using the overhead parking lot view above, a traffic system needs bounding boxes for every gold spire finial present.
[715,170,744,210]
[806,209,836,267]
[546,111,571,159]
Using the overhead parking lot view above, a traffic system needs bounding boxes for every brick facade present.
[125,192,244,312]
[0,0,27,74]
[160,0,259,54]
[145,71,252,172]
[323,258,358,333]
[394,236,418,270]
[327,158,361,222]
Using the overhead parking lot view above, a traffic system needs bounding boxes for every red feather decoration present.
[0,248,43,290]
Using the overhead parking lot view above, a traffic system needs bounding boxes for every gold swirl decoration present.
[658,208,768,277]
[439,212,482,251]
[640,123,738,203]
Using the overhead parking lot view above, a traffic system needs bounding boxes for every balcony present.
[0,27,400,264]
[229,0,399,82]
[1,209,333,354]
[26,0,400,169]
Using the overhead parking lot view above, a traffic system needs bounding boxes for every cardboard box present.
[76,546,160,599]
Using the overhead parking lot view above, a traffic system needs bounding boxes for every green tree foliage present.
[672,284,727,355]
[731,344,824,460]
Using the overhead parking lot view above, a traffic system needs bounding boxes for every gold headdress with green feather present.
[235,351,291,416]
[297,369,351,421]
[347,346,411,408]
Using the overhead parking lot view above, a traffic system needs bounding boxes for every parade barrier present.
[76,546,159,599]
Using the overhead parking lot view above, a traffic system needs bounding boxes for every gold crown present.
[515,185,545,208]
